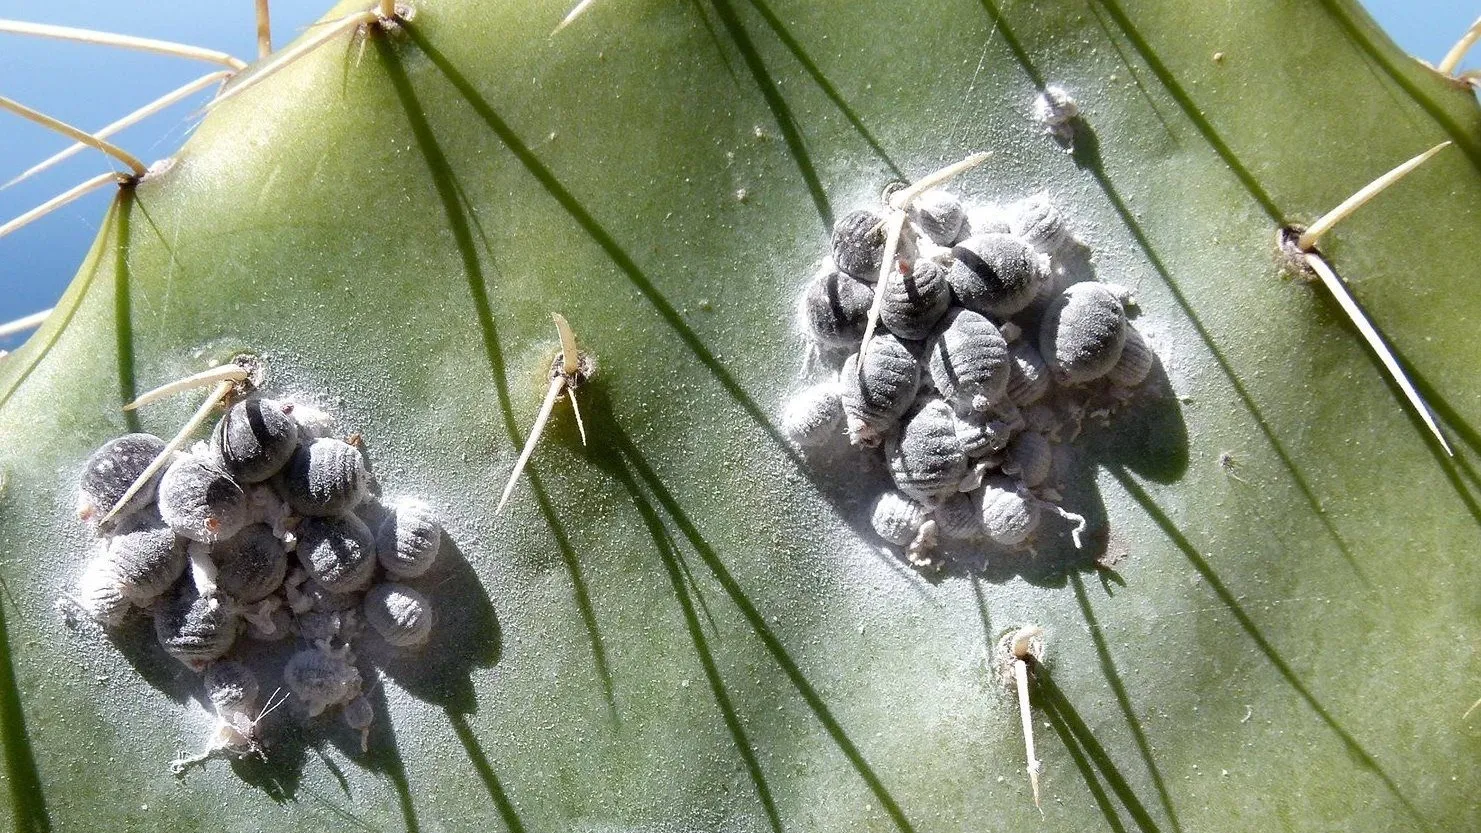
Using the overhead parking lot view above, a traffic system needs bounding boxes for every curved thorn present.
[552,312,580,376]
[1303,252,1452,457]
[553,0,598,34]
[1437,15,1481,75]
[123,363,250,411]
[6,71,230,190]
[0,172,120,240]
[888,151,991,211]
[0,19,246,70]
[0,95,146,176]
[0,308,53,339]
[1298,141,1451,251]
[209,10,377,110]
[496,377,566,514]
[255,0,273,58]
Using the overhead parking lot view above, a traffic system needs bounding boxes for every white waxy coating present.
[840,335,920,446]
[214,522,288,603]
[296,513,377,593]
[879,259,951,341]
[281,438,368,517]
[204,660,260,715]
[1039,282,1127,385]
[1033,85,1080,143]
[376,497,442,579]
[965,203,1012,236]
[1107,325,1154,388]
[283,648,361,717]
[802,265,874,348]
[870,490,928,546]
[830,209,887,280]
[934,492,983,540]
[886,399,969,505]
[77,433,167,524]
[107,510,185,603]
[213,397,299,484]
[155,578,239,670]
[1010,193,1075,255]
[245,603,292,641]
[1004,431,1053,489]
[977,475,1041,547]
[73,556,131,627]
[364,583,433,648]
[954,408,1013,459]
[343,694,374,731]
[927,308,1009,412]
[909,190,967,246]
[158,453,247,544]
[946,233,1044,318]
[780,381,845,448]
[1006,341,1051,407]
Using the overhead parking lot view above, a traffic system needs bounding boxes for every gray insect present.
[927,308,1010,412]
[976,475,1043,548]
[204,660,261,716]
[107,510,186,603]
[831,209,887,280]
[1039,282,1127,385]
[214,397,299,484]
[281,437,368,516]
[934,491,983,540]
[954,408,1014,459]
[296,513,377,593]
[77,433,166,523]
[363,583,434,648]
[283,646,362,717]
[1009,194,1075,255]
[908,190,968,246]
[1003,431,1053,489]
[801,265,874,348]
[870,490,928,546]
[296,608,355,643]
[1005,341,1051,407]
[155,577,240,671]
[375,497,442,579]
[946,233,1046,318]
[886,399,970,504]
[70,556,132,627]
[879,259,951,341]
[840,334,921,446]
[158,453,248,544]
[1032,85,1080,145]
[213,523,288,603]
[343,694,375,752]
[1106,325,1154,389]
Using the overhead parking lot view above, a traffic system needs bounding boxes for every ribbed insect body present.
[934,492,983,540]
[946,233,1045,318]
[1010,193,1075,255]
[107,510,186,603]
[204,660,260,716]
[375,497,442,579]
[909,190,967,246]
[214,397,299,483]
[802,265,874,348]
[831,209,887,280]
[886,399,969,504]
[363,583,433,648]
[77,433,166,523]
[213,523,288,603]
[927,308,1009,412]
[1003,431,1053,489]
[977,475,1042,547]
[1032,86,1080,144]
[72,556,132,627]
[282,437,368,516]
[1005,341,1051,407]
[158,453,248,544]
[283,647,361,717]
[879,259,951,341]
[1039,282,1127,384]
[155,577,240,670]
[343,694,375,752]
[840,335,921,446]
[296,514,377,593]
[954,408,1014,458]
[1106,325,1154,388]
[870,490,928,546]
[780,381,845,448]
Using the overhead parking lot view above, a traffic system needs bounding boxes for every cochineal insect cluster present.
[64,379,445,768]
[785,182,1158,567]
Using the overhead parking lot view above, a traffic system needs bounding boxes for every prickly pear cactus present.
[2,0,1480,830]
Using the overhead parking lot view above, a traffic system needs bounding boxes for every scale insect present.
[497,313,595,514]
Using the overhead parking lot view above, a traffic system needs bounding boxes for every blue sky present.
[0,0,1475,347]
